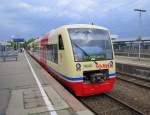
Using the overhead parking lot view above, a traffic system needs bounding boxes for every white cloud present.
[36,6,50,13]
[1,0,143,19]
[51,0,98,19]
[0,18,33,33]
[57,0,71,7]
[12,2,51,13]
[50,0,144,19]
[130,0,148,9]
[17,2,32,9]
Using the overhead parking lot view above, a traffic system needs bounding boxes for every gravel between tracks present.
[78,78,150,115]
[107,79,150,114]
[79,94,140,115]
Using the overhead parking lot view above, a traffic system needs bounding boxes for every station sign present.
[13,38,24,42]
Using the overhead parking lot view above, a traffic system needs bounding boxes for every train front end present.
[67,26,116,96]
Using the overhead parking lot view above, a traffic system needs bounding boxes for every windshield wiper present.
[72,42,98,65]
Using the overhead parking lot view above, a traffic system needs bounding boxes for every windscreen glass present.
[68,28,113,61]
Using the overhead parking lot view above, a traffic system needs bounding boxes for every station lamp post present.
[134,9,146,61]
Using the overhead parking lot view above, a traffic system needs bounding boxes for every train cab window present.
[58,35,64,50]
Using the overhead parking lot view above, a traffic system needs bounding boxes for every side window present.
[47,45,53,61]
[58,35,64,50]
[53,44,58,63]
[47,44,58,64]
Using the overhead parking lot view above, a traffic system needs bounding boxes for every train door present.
[40,36,48,66]
[40,47,44,64]
[58,34,65,66]
[42,46,47,65]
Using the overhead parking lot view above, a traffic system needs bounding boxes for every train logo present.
[96,61,113,69]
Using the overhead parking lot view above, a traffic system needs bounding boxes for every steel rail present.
[105,93,145,115]
[117,73,150,89]
[116,71,150,82]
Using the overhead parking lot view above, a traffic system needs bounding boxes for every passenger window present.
[58,35,64,50]
[47,44,58,64]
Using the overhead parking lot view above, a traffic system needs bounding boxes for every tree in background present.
[7,40,17,49]
[23,38,35,48]
[7,37,36,50]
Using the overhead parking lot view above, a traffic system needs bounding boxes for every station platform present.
[115,56,150,68]
[115,56,150,80]
[0,52,94,115]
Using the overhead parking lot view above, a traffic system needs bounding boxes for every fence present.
[0,49,18,62]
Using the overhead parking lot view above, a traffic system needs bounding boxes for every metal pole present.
[134,9,146,61]
[138,11,141,61]
[138,41,141,61]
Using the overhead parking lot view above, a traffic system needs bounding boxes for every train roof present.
[32,24,110,44]
[58,24,109,31]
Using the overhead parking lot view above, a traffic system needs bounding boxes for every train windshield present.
[68,28,113,62]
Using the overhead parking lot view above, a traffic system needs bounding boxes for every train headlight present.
[76,63,81,71]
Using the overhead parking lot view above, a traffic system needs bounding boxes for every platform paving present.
[0,52,94,115]
[0,90,10,115]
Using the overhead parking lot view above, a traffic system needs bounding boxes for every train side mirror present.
[58,34,64,50]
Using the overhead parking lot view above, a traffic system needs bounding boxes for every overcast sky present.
[0,0,150,40]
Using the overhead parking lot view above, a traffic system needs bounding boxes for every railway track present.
[117,73,150,89]
[79,94,142,115]
[79,73,150,115]
[116,70,150,82]
[112,77,150,115]
[105,93,145,115]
